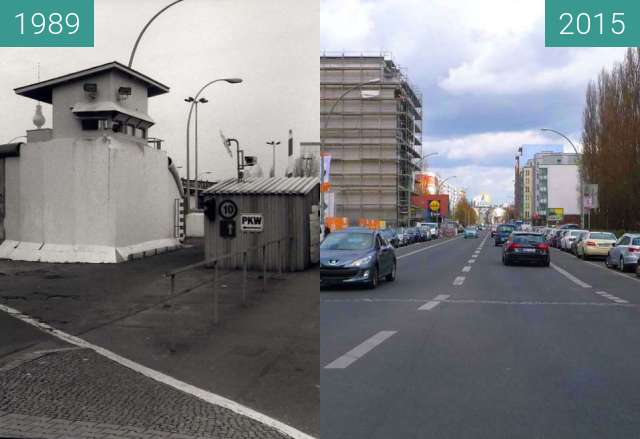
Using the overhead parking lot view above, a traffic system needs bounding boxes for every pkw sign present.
[240,214,264,232]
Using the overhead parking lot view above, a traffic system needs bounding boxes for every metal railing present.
[165,236,294,324]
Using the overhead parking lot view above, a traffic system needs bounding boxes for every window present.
[81,119,99,130]
[135,127,146,139]
[619,236,630,246]
[126,124,135,136]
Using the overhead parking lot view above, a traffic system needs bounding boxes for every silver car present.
[605,233,640,272]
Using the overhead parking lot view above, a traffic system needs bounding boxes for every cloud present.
[429,165,516,204]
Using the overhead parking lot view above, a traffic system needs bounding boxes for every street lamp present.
[185,96,209,204]
[129,0,185,67]
[184,77,242,212]
[540,128,584,228]
[436,175,457,194]
[420,152,439,171]
[321,77,382,229]
[266,140,281,178]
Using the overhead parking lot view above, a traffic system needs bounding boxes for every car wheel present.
[605,254,612,268]
[368,265,379,289]
[619,256,626,272]
[636,265,640,277]
[385,261,396,282]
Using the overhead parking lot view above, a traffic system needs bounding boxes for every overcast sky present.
[321,0,625,203]
[1,0,318,181]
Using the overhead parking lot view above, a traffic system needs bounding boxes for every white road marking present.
[595,291,629,304]
[462,266,471,273]
[0,303,315,439]
[397,236,461,260]
[418,294,451,311]
[442,299,633,307]
[453,276,465,286]
[324,331,397,369]
[550,263,592,288]
[468,259,475,264]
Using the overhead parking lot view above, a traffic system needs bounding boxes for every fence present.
[165,235,294,324]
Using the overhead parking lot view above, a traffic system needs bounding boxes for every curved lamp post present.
[184,78,242,212]
[7,136,27,144]
[437,175,457,194]
[129,0,185,67]
[420,152,438,171]
[321,77,382,228]
[540,128,584,228]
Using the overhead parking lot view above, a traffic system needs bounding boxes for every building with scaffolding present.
[321,52,423,227]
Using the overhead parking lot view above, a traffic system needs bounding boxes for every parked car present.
[605,233,640,272]
[320,227,396,289]
[560,229,588,252]
[464,226,479,239]
[502,232,550,266]
[418,226,432,242]
[380,228,399,248]
[423,222,439,239]
[575,231,617,259]
[395,228,408,247]
[494,224,516,246]
[404,227,419,244]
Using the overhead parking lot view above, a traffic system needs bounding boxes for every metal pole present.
[277,239,282,276]
[242,251,248,307]
[194,102,199,208]
[128,0,185,68]
[262,245,267,292]
[170,274,175,297]
[213,262,219,324]
[272,144,276,178]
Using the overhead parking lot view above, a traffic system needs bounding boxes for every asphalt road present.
[321,232,640,439]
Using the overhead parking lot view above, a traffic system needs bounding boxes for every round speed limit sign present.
[219,199,238,219]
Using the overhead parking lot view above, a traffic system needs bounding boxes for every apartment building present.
[320,53,423,227]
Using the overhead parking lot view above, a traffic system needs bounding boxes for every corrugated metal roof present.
[203,177,319,195]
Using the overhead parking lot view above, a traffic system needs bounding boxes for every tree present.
[454,198,478,226]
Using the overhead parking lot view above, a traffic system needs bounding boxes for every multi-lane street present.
[321,231,640,439]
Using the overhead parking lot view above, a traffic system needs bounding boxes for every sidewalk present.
[0,239,318,437]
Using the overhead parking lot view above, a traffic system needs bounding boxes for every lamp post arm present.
[128,0,184,67]
[541,128,579,154]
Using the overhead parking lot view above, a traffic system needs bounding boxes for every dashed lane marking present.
[462,266,471,273]
[0,303,315,439]
[443,299,634,307]
[324,331,397,369]
[468,259,475,264]
[453,276,465,286]
[595,291,629,304]
[418,294,450,311]
[550,263,592,289]
[397,236,462,260]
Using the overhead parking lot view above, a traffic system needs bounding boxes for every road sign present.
[220,219,236,238]
[584,184,599,209]
[548,208,564,221]
[240,214,264,232]
[219,199,238,219]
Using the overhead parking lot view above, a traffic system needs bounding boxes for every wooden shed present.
[202,177,319,271]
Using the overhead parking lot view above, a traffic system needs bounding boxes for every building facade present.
[320,53,423,227]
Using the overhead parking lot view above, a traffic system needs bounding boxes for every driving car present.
[560,229,587,252]
[494,224,516,246]
[502,232,550,266]
[463,226,479,239]
[605,233,640,272]
[575,231,617,259]
[320,227,396,289]
[490,224,498,237]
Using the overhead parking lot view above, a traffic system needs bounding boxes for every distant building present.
[533,152,580,223]
[0,62,183,263]
[321,52,423,227]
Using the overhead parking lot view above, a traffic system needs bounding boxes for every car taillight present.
[586,241,596,247]
[536,243,549,251]
[629,247,639,253]
[507,243,520,251]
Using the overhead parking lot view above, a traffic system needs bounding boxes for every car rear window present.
[498,225,515,232]
[633,238,640,246]
[512,234,544,244]
[321,232,373,251]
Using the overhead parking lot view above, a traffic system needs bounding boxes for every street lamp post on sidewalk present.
[185,97,208,205]
[420,152,439,171]
[540,128,584,228]
[321,77,382,230]
[266,141,281,178]
[184,78,242,213]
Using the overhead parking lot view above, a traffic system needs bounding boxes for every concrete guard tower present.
[0,61,184,263]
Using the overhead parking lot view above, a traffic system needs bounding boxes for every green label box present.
[0,0,94,47]
[546,0,640,47]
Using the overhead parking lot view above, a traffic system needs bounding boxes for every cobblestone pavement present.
[0,349,291,439]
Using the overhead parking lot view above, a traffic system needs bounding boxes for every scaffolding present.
[320,52,423,227]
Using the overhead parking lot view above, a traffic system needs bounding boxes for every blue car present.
[320,228,396,289]
[463,227,479,239]
[494,224,516,246]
